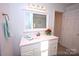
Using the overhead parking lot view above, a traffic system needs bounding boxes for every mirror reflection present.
[33,14,46,28]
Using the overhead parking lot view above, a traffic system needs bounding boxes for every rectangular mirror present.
[33,14,46,29]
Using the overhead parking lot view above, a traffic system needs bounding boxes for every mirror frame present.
[32,12,48,30]
[24,10,48,31]
[31,11,48,31]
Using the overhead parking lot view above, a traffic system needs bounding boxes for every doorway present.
[54,11,63,39]
[54,11,64,55]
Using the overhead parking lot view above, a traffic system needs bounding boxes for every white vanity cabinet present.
[20,36,58,56]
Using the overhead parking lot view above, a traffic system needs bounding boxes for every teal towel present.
[3,15,10,39]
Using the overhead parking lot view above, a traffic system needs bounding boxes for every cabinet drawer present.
[21,51,33,56]
[33,46,41,56]
[21,45,33,53]
[32,42,40,49]
[21,42,41,56]
[33,51,41,56]
[21,43,40,53]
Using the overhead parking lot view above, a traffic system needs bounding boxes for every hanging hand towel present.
[3,15,10,39]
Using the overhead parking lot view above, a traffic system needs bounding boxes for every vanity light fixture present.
[27,3,47,12]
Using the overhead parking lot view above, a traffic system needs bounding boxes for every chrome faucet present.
[36,32,40,36]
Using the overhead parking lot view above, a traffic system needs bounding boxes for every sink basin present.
[23,34,53,41]
[24,35,33,40]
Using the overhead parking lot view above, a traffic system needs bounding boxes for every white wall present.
[0,11,3,56]
[61,4,79,53]
[0,3,65,56]
[0,4,13,56]
[8,3,26,56]
[48,3,65,34]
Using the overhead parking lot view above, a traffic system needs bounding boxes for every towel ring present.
[2,13,9,20]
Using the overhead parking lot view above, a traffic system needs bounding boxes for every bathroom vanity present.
[20,35,58,56]
[20,6,58,56]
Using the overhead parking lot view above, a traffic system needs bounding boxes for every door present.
[54,11,63,38]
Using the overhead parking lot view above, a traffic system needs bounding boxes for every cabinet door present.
[40,41,48,56]
[21,51,33,56]
[33,48,41,56]
[21,44,33,54]
[48,40,58,56]
[21,44,34,56]
[21,42,41,56]
[33,42,41,56]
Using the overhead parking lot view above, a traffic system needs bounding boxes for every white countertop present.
[20,35,58,47]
